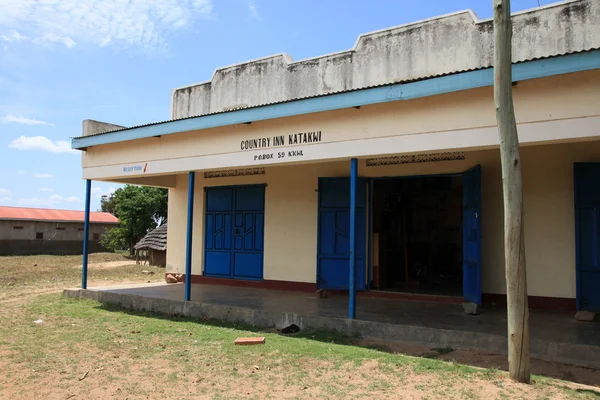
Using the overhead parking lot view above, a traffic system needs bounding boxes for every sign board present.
[240,131,322,163]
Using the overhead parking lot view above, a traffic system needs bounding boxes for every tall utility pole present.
[493,0,531,383]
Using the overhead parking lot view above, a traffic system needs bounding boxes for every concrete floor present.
[89,282,599,348]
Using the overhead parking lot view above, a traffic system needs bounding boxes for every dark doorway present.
[371,175,463,296]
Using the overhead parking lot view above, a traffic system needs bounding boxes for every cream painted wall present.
[166,140,600,300]
[83,70,600,177]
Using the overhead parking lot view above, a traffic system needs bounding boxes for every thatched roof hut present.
[134,222,167,267]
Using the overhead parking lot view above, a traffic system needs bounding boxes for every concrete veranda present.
[64,282,600,369]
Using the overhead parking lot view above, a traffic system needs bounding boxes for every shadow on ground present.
[96,303,600,389]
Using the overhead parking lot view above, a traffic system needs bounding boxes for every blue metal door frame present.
[203,184,266,281]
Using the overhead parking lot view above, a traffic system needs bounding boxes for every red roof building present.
[0,206,119,224]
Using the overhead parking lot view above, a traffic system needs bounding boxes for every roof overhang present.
[72,49,600,151]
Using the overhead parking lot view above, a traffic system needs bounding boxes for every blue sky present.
[0,0,554,212]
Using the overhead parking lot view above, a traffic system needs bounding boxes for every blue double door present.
[204,185,265,280]
[317,166,482,304]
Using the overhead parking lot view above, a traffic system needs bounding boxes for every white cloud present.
[34,33,76,49]
[9,136,77,154]
[39,187,53,192]
[0,196,11,203]
[63,196,82,203]
[100,36,111,47]
[17,170,25,175]
[91,186,116,198]
[0,30,27,42]
[17,194,81,208]
[248,1,260,19]
[34,173,54,179]
[0,188,11,196]
[0,0,213,51]
[1,114,53,125]
[17,197,57,208]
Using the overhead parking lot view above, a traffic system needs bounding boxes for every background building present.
[0,206,118,255]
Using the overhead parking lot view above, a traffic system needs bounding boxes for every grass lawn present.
[0,254,599,399]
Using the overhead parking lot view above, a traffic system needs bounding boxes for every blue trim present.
[349,158,358,319]
[81,179,91,289]
[72,50,600,150]
[184,171,195,301]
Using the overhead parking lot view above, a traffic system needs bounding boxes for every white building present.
[74,0,600,316]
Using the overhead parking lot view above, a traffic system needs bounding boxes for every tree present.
[493,0,530,383]
[100,194,117,216]
[100,185,168,254]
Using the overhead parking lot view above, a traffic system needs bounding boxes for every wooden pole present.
[493,0,530,383]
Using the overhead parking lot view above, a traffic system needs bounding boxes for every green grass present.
[1,294,597,399]
[0,255,599,399]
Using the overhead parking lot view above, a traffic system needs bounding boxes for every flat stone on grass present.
[234,337,266,345]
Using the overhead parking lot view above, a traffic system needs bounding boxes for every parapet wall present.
[172,0,599,119]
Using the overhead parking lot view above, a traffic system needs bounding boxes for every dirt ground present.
[74,260,138,269]
[359,340,600,388]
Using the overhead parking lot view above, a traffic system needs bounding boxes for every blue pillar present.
[81,179,92,289]
[184,171,195,301]
[349,158,358,319]
[367,180,373,290]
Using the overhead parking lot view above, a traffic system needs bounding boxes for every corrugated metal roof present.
[0,206,119,224]
[73,47,599,141]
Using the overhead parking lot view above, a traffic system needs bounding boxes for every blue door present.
[574,163,600,312]
[317,178,367,290]
[204,185,265,280]
[462,165,482,304]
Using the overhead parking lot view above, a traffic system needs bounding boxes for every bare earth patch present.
[359,340,600,388]
[73,260,138,269]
